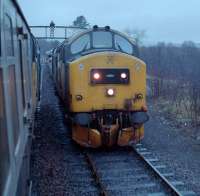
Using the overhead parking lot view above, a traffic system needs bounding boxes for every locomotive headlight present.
[93,72,100,80]
[121,73,127,79]
[107,88,115,96]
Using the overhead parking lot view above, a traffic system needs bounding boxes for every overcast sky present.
[18,0,200,45]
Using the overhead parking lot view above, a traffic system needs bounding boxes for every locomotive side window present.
[8,65,20,148]
[71,34,90,54]
[4,14,14,56]
[115,34,133,54]
[0,69,10,195]
[93,31,112,48]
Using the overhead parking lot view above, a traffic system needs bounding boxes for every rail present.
[84,152,109,196]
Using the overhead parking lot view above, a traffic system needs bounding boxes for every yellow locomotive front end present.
[53,26,149,148]
[70,51,148,147]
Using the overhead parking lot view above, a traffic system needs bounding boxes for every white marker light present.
[121,73,127,79]
[93,73,100,80]
[107,88,114,96]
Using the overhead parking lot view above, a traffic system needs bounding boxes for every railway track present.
[134,144,188,196]
[82,145,196,196]
[133,144,196,196]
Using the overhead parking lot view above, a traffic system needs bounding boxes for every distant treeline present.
[140,41,200,82]
[140,41,200,126]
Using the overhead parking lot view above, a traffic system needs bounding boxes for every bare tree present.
[141,41,200,127]
[124,28,146,46]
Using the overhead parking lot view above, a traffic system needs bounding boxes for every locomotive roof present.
[62,26,137,46]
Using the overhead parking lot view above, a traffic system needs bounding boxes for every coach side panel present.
[0,1,37,196]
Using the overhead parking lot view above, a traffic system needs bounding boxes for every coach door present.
[4,12,21,150]
[17,28,31,122]
[0,12,10,195]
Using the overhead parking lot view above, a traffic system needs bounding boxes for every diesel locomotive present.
[52,26,149,148]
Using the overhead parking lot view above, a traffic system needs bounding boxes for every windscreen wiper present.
[116,43,123,52]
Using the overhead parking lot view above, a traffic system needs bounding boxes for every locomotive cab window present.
[93,31,112,48]
[71,34,90,54]
[115,35,133,54]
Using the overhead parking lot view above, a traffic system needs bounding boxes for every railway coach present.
[52,26,149,148]
[0,1,40,196]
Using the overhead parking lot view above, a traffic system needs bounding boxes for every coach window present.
[0,10,1,57]
[93,31,112,48]
[18,40,26,109]
[114,34,133,54]
[4,14,14,56]
[0,19,1,56]
[0,69,10,195]
[71,34,90,54]
[8,65,20,147]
